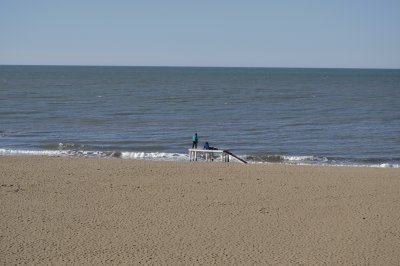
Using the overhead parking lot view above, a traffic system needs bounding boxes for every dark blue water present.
[1,65,399,167]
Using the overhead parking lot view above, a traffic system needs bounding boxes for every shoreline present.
[1,150,399,169]
[1,156,400,265]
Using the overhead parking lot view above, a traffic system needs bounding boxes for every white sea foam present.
[0,148,110,158]
[281,155,328,162]
[0,148,399,168]
[0,148,189,161]
[369,163,400,168]
[121,151,189,161]
[0,148,66,156]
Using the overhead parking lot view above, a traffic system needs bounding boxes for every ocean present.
[1,65,399,167]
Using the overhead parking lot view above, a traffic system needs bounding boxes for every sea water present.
[1,66,399,167]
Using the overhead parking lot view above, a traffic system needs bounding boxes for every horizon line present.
[1,64,399,71]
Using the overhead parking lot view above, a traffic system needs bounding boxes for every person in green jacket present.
[192,133,198,148]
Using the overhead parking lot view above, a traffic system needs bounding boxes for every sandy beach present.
[1,156,399,265]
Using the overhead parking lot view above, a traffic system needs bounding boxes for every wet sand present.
[1,156,399,265]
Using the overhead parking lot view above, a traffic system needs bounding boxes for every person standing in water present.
[192,133,198,148]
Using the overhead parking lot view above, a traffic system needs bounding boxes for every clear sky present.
[1,0,399,68]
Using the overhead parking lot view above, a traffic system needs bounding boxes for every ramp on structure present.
[189,149,247,164]
[223,150,248,164]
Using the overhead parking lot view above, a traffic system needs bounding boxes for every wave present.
[39,143,169,153]
[0,148,67,156]
[245,154,328,163]
[0,148,188,161]
[0,148,398,168]
[121,151,188,161]
[41,142,86,150]
[244,154,399,168]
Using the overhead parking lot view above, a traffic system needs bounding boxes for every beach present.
[1,156,400,265]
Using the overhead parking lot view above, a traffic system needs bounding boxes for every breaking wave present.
[0,148,189,161]
[245,155,328,163]
[244,154,399,168]
[0,148,398,168]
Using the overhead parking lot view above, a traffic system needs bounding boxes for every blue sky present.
[1,0,399,68]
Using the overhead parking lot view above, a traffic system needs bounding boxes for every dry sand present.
[1,156,400,265]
